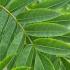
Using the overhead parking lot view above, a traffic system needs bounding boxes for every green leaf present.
[53,35,70,43]
[6,31,25,70]
[17,8,60,23]
[0,10,8,40]
[0,17,16,60]
[34,38,70,56]
[7,0,33,12]
[14,45,34,67]
[61,58,70,70]
[0,0,11,6]
[28,0,70,9]
[34,52,55,70]
[7,32,24,56]
[12,66,31,70]
[49,14,70,29]
[25,23,70,37]
[0,54,15,70]
[53,58,66,70]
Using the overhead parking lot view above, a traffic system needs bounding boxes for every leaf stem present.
[0,5,33,44]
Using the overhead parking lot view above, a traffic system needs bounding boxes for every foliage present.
[0,0,70,70]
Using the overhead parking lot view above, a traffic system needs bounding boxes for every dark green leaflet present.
[25,23,70,37]
[17,8,60,23]
[34,38,70,56]
[28,0,70,9]
[0,17,16,61]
